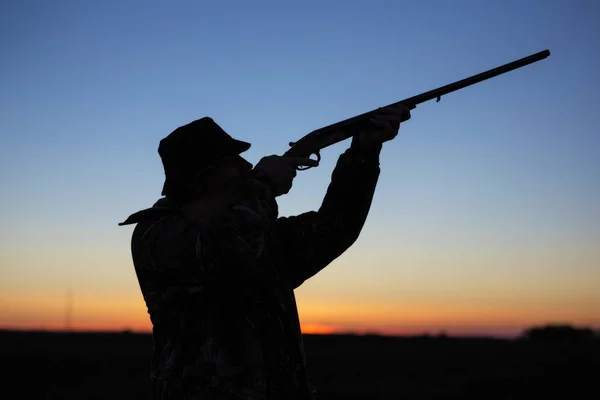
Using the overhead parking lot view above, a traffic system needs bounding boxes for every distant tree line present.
[521,324,599,343]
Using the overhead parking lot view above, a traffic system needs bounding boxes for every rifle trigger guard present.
[436,95,441,102]
[296,150,321,171]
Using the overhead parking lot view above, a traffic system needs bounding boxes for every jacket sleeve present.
[271,139,383,289]
[138,174,279,296]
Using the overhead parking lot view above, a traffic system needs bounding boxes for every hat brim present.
[231,139,251,154]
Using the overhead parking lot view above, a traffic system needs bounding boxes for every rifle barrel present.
[403,49,551,108]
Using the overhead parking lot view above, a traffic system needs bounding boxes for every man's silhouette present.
[119,105,410,399]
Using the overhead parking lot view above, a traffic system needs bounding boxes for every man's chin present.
[236,157,254,172]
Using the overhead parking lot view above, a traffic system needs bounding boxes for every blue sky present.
[1,1,599,335]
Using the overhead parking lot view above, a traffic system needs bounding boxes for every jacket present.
[120,143,382,399]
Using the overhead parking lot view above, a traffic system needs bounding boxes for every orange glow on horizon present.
[300,323,344,335]
[1,294,598,338]
[2,318,596,338]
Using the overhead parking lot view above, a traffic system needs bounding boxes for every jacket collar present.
[118,197,178,226]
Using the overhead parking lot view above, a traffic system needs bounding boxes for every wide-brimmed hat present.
[158,117,250,196]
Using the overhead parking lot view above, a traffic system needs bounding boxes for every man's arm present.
[271,139,382,289]
[271,105,409,289]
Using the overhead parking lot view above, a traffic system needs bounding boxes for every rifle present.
[284,49,551,169]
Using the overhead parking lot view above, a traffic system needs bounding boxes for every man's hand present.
[254,156,319,197]
[355,104,411,150]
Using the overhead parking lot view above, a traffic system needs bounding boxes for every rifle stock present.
[285,49,550,166]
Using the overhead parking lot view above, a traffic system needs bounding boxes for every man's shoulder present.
[123,200,193,259]
[130,212,201,281]
[132,210,191,247]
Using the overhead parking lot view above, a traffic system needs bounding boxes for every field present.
[2,330,598,399]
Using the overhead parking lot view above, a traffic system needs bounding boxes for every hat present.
[158,117,251,196]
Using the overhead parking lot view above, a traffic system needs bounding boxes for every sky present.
[1,0,599,338]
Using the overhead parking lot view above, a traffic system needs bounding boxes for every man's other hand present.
[356,104,411,149]
[254,156,318,197]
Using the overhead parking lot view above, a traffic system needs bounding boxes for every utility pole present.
[65,289,73,331]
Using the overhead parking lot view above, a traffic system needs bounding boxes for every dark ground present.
[2,330,598,399]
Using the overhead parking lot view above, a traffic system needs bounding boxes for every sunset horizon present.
[2,321,596,339]
[2,288,597,339]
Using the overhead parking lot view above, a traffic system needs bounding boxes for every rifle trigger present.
[436,96,441,103]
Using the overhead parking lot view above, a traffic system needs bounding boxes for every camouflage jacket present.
[119,143,382,400]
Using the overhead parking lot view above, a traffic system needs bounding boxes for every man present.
[119,105,410,399]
